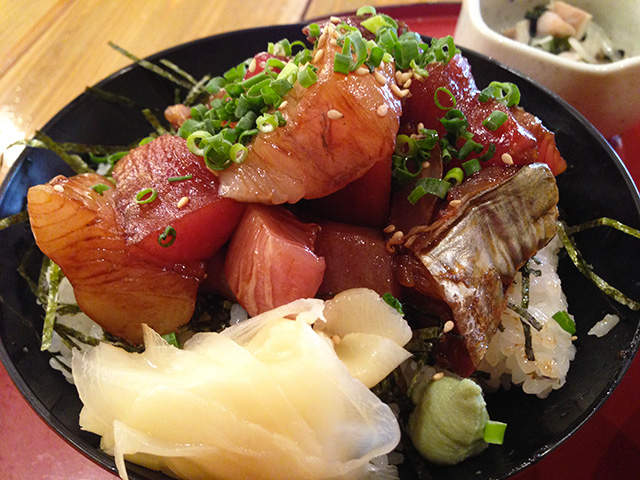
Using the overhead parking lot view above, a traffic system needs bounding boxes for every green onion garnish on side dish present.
[483,110,509,131]
[158,226,177,248]
[483,420,507,445]
[552,311,577,335]
[135,188,158,204]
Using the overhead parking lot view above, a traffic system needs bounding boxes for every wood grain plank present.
[303,0,452,20]
[0,0,307,177]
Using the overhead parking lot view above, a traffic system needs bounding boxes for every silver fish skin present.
[404,163,559,373]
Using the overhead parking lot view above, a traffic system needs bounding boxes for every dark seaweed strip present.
[54,322,101,347]
[33,132,93,174]
[507,301,543,331]
[521,265,531,309]
[565,216,640,240]
[159,59,198,85]
[520,319,535,361]
[50,354,72,373]
[183,74,212,106]
[85,85,136,108]
[142,109,168,136]
[557,222,640,311]
[108,42,193,90]
[40,262,61,351]
[0,210,28,231]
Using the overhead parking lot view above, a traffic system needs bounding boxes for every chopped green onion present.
[462,158,482,176]
[229,143,248,164]
[395,134,417,157]
[167,174,193,182]
[256,113,279,133]
[483,110,509,131]
[307,23,321,38]
[552,311,576,335]
[298,64,318,88]
[434,86,456,110]
[158,226,177,248]
[443,167,464,185]
[483,420,507,445]
[356,5,377,16]
[457,138,484,160]
[440,109,467,136]
[91,183,111,195]
[382,292,404,315]
[135,188,158,204]
[478,143,497,162]
[408,177,451,204]
[334,53,352,74]
[162,332,180,348]
[185,130,212,156]
[479,81,521,107]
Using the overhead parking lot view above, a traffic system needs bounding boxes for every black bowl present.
[1,24,640,480]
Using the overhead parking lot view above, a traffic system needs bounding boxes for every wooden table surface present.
[2,1,640,479]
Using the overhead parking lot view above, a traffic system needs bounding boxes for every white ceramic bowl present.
[454,0,640,138]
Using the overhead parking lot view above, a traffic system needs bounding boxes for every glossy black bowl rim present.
[1,21,640,480]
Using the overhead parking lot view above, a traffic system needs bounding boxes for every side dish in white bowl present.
[454,0,640,137]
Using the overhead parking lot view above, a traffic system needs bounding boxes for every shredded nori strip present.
[54,322,101,347]
[520,319,535,361]
[108,41,194,90]
[85,85,136,107]
[142,108,168,136]
[159,59,198,85]
[557,221,640,311]
[507,301,543,331]
[183,74,213,106]
[0,210,28,231]
[40,261,61,351]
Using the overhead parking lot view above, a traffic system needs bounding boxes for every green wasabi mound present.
[408,376,489,465]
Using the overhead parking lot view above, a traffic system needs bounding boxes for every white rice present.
[46,277,104,383]
[478,235,576,399]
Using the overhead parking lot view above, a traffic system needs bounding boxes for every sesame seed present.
[395,71,403,83]
[355,66,369,75]
[417,122,425,132]
[259,61,266,69]
[413,71,423,81]
[177,196,189,208]
[329,38,338,47]
[313,48,324,63]
[330,15,341,24]
[278,100,288,110]
[376,104,389,117]
[501,153,514,165]
[391,83,403,97]
[423,161,430,169]
[443,320,455,333]
[374,71,386,85]
[432,372,445,381]
[53,184,64,193]
[449,199,462,208]
[383,224,396,234]
[248,57,257,73]
[331,334,342,345]
[327,109,343,120]
[403,78,412,89]
[571,335,578,341]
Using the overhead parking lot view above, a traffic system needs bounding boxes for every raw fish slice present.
[224,204,325,316]
[28,173,201,344]
[400,164,559,375]
[113,135,245,264]
[218,22,402,204]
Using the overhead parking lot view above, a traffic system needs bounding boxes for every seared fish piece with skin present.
[398,164,559,376]
[27,173,202,345]
[218,22,402,205]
